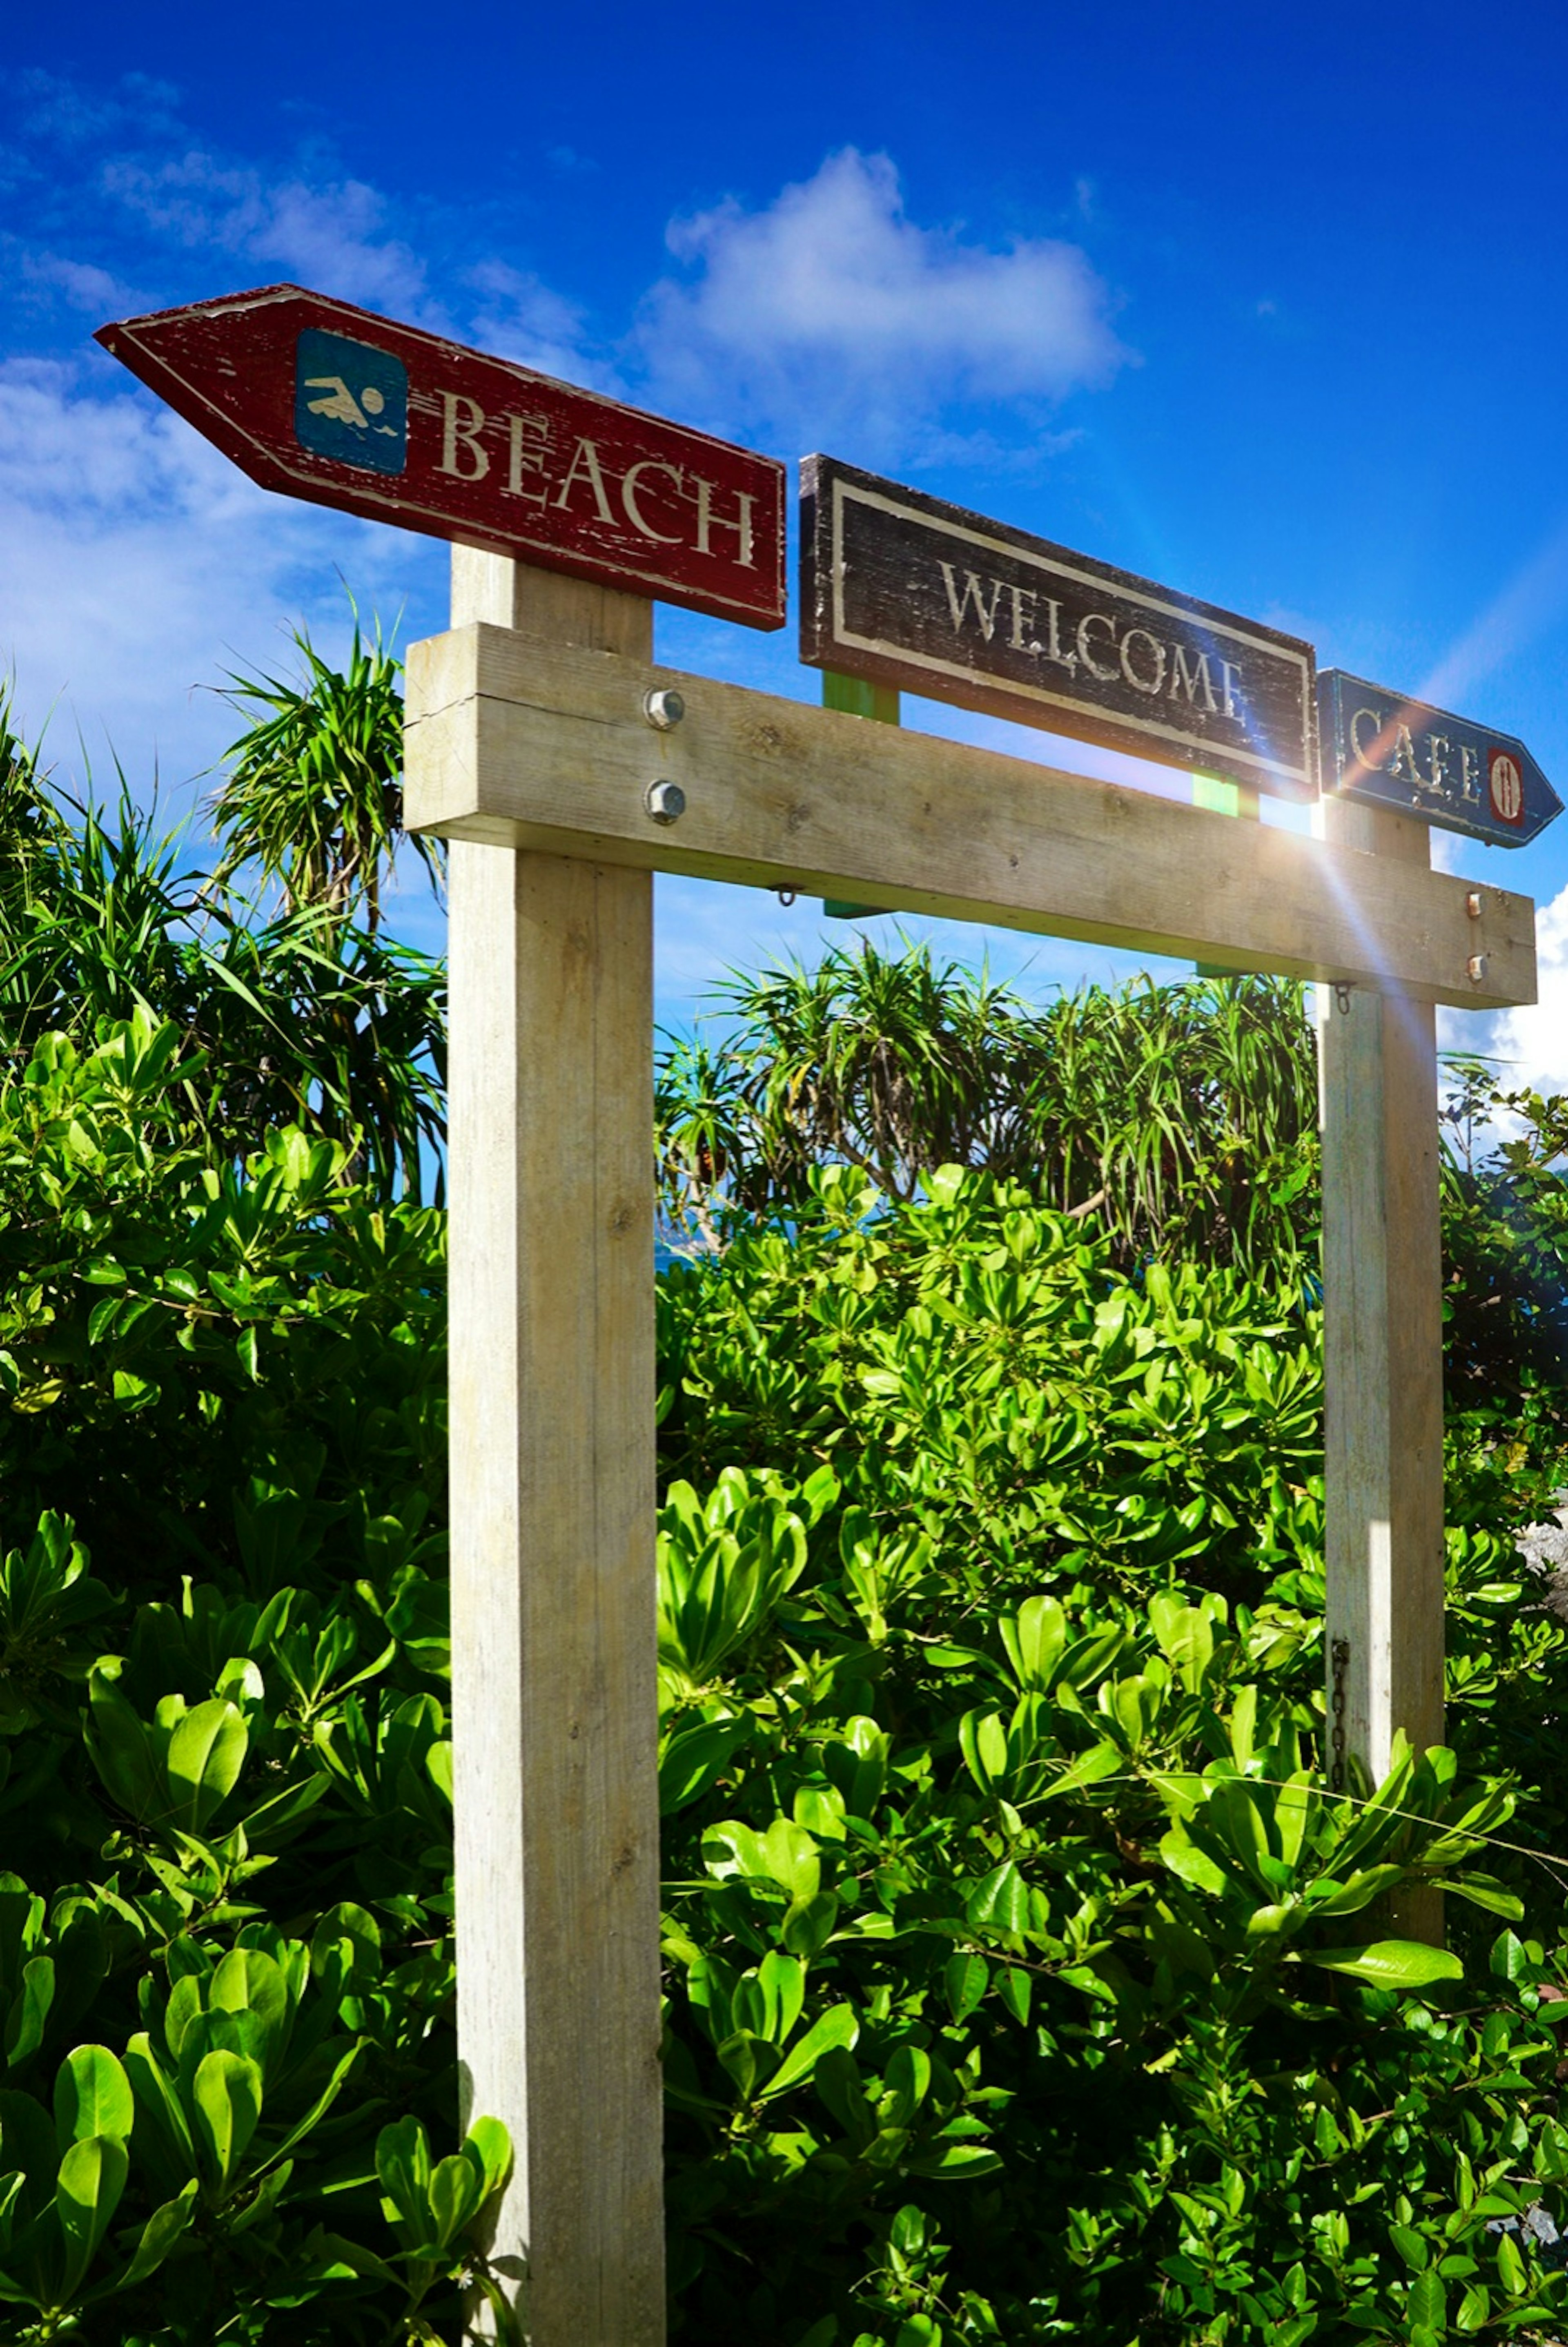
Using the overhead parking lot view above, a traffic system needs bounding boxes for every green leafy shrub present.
[649,1160,1568,2342]
[4,642,1568,2342]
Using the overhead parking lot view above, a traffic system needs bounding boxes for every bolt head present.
[643,687,686,731]
[645,779,686,826]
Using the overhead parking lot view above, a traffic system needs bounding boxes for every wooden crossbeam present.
[405,622,1537,1011]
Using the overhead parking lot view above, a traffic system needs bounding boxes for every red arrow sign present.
[96,283,786,630]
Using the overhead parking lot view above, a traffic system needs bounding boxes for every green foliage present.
[3,650,1568,2347]
[656,944,1321,1275]
[650,1157,1568,2341]
[0,752,443,1202]
[0,1010,502,2339]
[208,620,443,936]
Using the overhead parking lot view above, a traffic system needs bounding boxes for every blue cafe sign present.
[1318,668,1562,848]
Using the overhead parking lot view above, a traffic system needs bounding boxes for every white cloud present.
[637,148,1130,456]
[19,250,135,313]
[463,259,612,391]
[0,358,441,805]
[1492,878,1568,1099]
[100,153,433,318]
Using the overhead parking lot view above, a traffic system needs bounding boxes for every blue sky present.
[3,1,1567,1081]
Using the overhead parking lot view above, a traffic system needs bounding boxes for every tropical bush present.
[2,651,1568,2343]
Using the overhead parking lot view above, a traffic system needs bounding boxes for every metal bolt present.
[645,779,686,826]
[643,688,685,731]
[1466,890,1483,918]
[1467,953,1488,985]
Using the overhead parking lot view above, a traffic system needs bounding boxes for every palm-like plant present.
[208,619,442,933]
[656,939,1322,1273]
[0,632,446,1201]
[0,682,68,920]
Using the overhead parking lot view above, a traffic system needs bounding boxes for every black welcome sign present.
[800,455,1318,802]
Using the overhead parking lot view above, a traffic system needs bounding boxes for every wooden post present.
[1192,776,1258,976]
[1319,798,1446,1940]
[447,546,665,2342]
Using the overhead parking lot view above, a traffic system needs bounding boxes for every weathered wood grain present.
[1319,798,1446,1942]
[799,454,1317,800]
[97,287,786,628]
[404,621,1537,1010]
[446,550,664,2342]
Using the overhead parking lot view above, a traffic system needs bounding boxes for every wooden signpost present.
[98,286,1551,2345]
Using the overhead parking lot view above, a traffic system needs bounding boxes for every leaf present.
[97,2180,198,2296]
[165,1700,247,1832]
[1040,1741,1125,1800]
[426,2152,483,2249]
[997,1966,1033,2025]
[459,2116,512,2208]
[880,2045,931,2129]
[1303,1940,1463,1990]
[757,1950,806,2046]
[376,2115,435,2239]
[1445,1874,1525,1921]
[122,2037,196,2197]
[944,1951,989,2024]
[782,1892,839,1959]
[55,2134,129,2299]
[761,1819,822,1903]
[1407,2267,1446,2331]
[4,1958,55,2069]
[966,1861,1030,1937]
[190,2049,264,2192]
[1494,2225,1527,2295]
[658,1718,749,1816]
[958,1708,1007,1796]
[53,2047,133,2153]
[760,2004,859,2100]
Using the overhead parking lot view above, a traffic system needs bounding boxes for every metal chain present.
[1333,983,1352,1015]
[1330,1637,1350,1792]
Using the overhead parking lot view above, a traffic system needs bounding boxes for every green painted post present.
[820,672,900,919]
[1192,773,1260,976]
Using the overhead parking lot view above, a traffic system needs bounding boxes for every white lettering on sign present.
[554,437,617,524]
[938,564,1005,642]
[1344,698,1530,829]
[1170,646,1217,711]
[621,459,684,543]
[506,413,551,503]
[1041,599,1077,674]
[1120,627,1166,695]
[690,478,756,568]
[1389,724,1427,791]
[1350,707,1386,771]
[1428,734,1452,796]
[1076,611,1120,682]
[439,392,490,481]
[422,389,764,572]
[1490,748,1524,824]
[935,557,1256,725]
